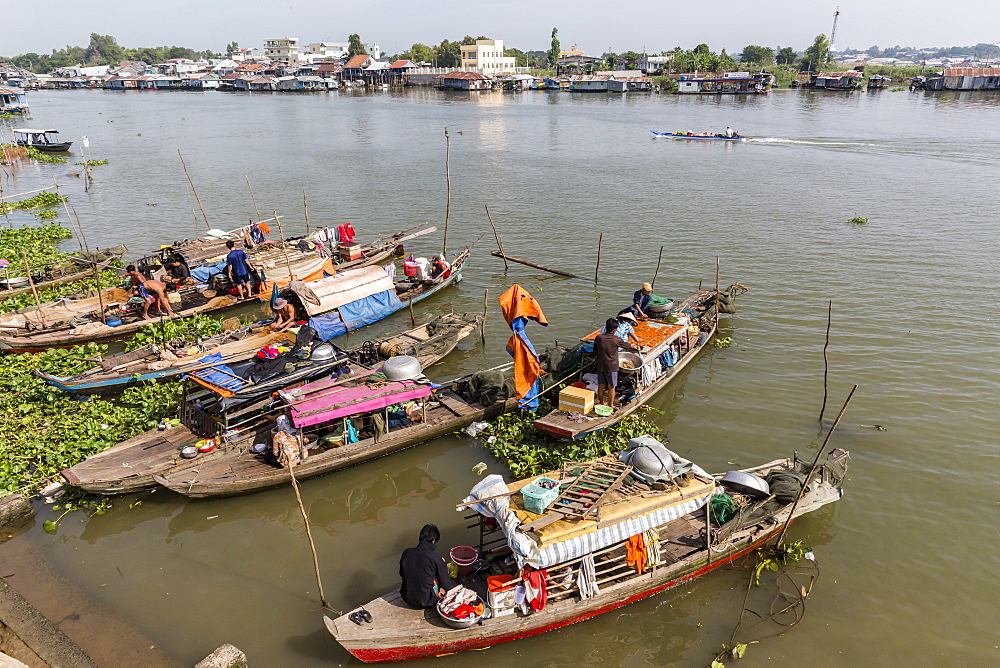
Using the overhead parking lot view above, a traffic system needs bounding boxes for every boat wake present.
[748,137,868,146]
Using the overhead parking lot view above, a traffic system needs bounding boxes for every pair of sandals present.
[349,608,373,625]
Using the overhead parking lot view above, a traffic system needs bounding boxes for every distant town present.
[1,33,999,102]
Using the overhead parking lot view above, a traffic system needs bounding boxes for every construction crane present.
[830,6,841,53]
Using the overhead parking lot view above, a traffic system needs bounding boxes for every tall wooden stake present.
[273,209,294,280]
[481,288,488,343]
[776,384,858,547]
[20,252,44,325]
[178,150,210,231]
[594,232,603,284]
[443,127,451,258]
[408,295,416,327]
[54,178,85,254]
[485,205,508,270]
[72,205,106,324]
[819,300,833,421]
[246,175,263,222]
[651,245,664,289]
[303,190,311,238]
[714,256,720,316]
[287,447,329,609]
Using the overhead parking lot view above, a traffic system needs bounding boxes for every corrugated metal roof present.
[943,68,1000,76]
[435,71,490,80]
[389,60,415,69]
[816,71,863,78]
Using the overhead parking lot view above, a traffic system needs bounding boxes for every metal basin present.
[618,352,643,374]
[720,470,770,498]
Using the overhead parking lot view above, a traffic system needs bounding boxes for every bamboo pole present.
[714,256,720,318]
[443,127,451,258]
[246,175,263,222]
[184,183,200,235]
[20,252,44,325]
[489,252,581,278]
[0,185,64,201]
[651,245,664,289]
[408,294,416,327]
[594,232,603,284]
[54,178,85,255]
[72,205,106,325]
[302,190,310,238]
[485,205,508,270]
[287,444,329,609]
[819,300,832,422]
[272,209,294,280]
[705,495,712,566]
[481,288,488,343]
[775,384,858,547]
[178,150,210,230]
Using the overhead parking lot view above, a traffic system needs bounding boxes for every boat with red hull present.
[327,444,849,662]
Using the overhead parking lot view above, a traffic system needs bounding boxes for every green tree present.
[548,28,560,69]
[800,34,831,71]
[739,45,775,66]
[402,43,434,63]
[225,41,239,54]
[621,50,642,69]
[434,40,461,67]
[347,34,366,58]
[776,46,797,65]
[84,33,125,65]
[505,47,528,67]
[718,48,736,71]
[693,43,710,55]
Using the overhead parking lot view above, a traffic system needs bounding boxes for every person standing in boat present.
[399,524,456,609]
[594,317,638,408]
[224,240,255,300]
[625,283,654,320]
[125,266,175,320]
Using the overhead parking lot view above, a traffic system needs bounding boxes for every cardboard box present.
[559,386,595,414]
[339,244,362,261]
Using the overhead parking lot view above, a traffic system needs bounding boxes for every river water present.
[1,87,998,666]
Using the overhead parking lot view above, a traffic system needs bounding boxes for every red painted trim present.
[345,528,781,662]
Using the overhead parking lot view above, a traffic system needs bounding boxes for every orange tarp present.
[497,284,548,401]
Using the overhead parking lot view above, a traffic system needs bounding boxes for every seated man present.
[625,283,653,320]
[429,255,450,281]
[271,297,297,332]
[399,524,455,609]
[600,311,641,346]
[163,258,193,289]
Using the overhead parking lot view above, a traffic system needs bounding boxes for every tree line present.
[2,33,220,73]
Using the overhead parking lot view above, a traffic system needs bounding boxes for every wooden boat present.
[60,313,485,495]
[650,130,748,141]
[533,284,747,440]
[326,445,850,662]
[13,128,73,151]
[0,245,128,302]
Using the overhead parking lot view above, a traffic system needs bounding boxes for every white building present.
[303,42,350,62]
[365,42,382,59]
[264,37,301,63]
[460,39,516,75]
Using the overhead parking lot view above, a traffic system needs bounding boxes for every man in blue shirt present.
[225,240,255,299]
[626,283,653,319]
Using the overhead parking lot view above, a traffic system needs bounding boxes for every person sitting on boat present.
[125,265,175,320]
[724,126,736,138]
[163,257,193,289]
[600,311,641,346]
[429,255,451,281]
[399,524,456,609]
[224,240,255,300]
[594,317,638,408]
[271,297,298,332]
[625,283,653,320]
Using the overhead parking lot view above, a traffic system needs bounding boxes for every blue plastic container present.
[521,477,560,514]
[106,318,123,327]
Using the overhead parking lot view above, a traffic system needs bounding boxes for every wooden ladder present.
[550,457,633,521]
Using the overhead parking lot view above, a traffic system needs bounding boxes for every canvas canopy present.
[282,378,431,428]
[302,266,396,317]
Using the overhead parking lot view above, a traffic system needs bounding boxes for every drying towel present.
[286,279,321,305]
[522,568,548,612]
[440,585,478,614]
[578,553,600,600]
[643,528,663,568]
[626,533,647,575]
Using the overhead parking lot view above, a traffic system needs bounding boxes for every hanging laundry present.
[249,223,266,245]
[521,567,548,612]
[286,280,321,305]
[338,222,356,244]
[625,533,647,575]
[383,263,396,280]
[643,528,663,568]
[345,419,360,444]
[258,222,271,234]
[640,357,661,387]
[577,553,600,600]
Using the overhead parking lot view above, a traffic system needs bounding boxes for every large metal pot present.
[618,352,643,375]
[309,343,336,361]
[720,470,770,498]
[382,355,422,381]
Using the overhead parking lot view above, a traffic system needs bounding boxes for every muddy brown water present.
[1,87,998,666]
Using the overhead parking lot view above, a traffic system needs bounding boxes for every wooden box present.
[338,244,362,261]
[559,386,595,414]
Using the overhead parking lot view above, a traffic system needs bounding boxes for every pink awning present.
[286,380,432,428]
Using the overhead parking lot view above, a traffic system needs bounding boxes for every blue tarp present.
[189,352,245,390]
[339,289,403,331]
[190,261,227,283]
[309,312,349,341]
[509,315,544,410]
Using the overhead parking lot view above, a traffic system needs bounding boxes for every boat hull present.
[650,131,748,141]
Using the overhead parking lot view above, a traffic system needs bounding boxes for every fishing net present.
[459,369,515,406]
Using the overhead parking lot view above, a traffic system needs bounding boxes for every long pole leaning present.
[481,288,488,344]
[72,205,106,325]
[20,252,44,325]
[775,383,858,547]
[287,445,329,609]
[443,127,451,258]
[714,256,720,317]
[485,205,508,270]
[651,245,664,289]
[303,190,311,238]
[272,209,295,282]
[178,150,210,231]
[819,300,832,422]
[594,232,603,284]
[246,175,263,222]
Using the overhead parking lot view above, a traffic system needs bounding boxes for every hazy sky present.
[5,1,999,57]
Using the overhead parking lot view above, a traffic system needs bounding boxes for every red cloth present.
[523,568,548,613]
[338,223,356,244]
[452,604,476,619]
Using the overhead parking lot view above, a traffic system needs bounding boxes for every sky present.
[4,0,999,57]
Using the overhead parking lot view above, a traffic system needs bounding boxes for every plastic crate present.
[521,477,560,514]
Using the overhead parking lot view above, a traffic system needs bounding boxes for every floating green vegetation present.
[0,268,122,314]
[80,159,108,166]
[125,313,226,352]
[34,209,58,220]
[480,406,665,479]
[0,191,68,213]
[0,222,72,264]
[25,147,68,163]
[847,214,869,226]
[890,86,907,92]
[712,336,736,348]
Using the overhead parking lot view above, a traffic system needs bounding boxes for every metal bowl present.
[618,352,644,375]
[382,355,423,382]
[436,598,486,629]
[720,470,770,498]
[180,446,198,459]
[309,343,336,361]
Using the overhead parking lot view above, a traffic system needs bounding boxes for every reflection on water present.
[1,87,998,666]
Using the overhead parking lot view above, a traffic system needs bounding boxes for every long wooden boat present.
[651,130,749,141]
[533,284,747,440]
[0,245,128,302]
[326,445,850,662]
[13,128,73,151]
[60,314,484,495]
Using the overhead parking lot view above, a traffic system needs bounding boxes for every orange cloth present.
[258,222,271,234]
[625,533,647,575]
[497,285,548,400]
